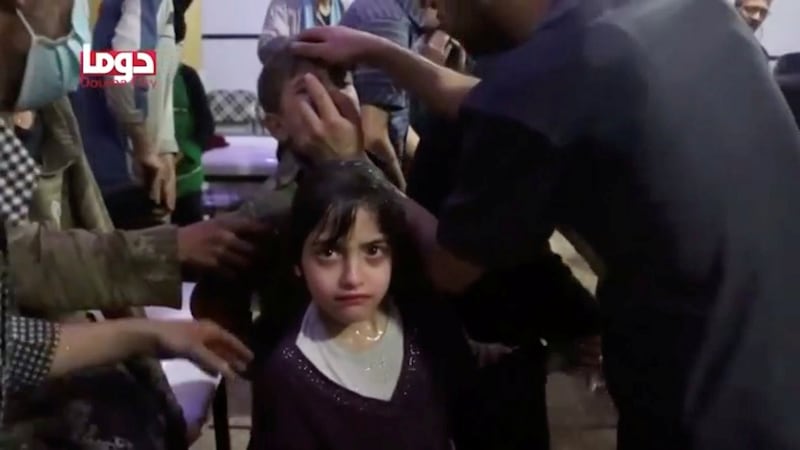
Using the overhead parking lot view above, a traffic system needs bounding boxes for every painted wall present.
[182,1,203,68]
[201,0,267,92]
[759,0,800,56]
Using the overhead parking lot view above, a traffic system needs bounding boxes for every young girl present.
[249,161,476,450]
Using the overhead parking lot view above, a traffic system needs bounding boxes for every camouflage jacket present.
[1,98,187,450]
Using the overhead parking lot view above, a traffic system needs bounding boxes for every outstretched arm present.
[293,26,479,119]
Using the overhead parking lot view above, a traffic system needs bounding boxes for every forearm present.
[105,83,149,150]
[366,136,406,190]
[363,158,481,292]
[366,41,479,119]
[9,224,182,313]
[50,319,155,378]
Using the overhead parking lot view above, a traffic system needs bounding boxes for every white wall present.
[759,0,800,56]
[201,0,270,92]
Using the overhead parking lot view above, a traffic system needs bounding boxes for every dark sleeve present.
[528,243,600,341]
[406,117,461,216]
[437,110,566,270]
[180,65,215,148]
[249,362,318,450]
[342,13,410,111]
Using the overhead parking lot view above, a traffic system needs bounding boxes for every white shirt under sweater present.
[296,303,404,401]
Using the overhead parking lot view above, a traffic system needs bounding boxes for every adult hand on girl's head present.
[296,73,364,161]
[177,216,268,276]
[148,319,254,379]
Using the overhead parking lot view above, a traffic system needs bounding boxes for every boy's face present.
[264,61,358,153]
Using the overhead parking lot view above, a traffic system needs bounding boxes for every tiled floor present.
[191,233,616,450]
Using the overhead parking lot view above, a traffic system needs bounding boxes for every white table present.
[202,135,279,178]
[145,283,221,428]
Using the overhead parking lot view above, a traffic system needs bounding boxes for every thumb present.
[329,89,361,127]
[290,41,328,60]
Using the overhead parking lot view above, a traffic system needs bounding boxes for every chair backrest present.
[207,89,259,124]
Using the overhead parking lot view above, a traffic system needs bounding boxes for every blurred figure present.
[338,0,440,189]
[0,2,252,446]
[258,0,353,63]
[173,2,213,227]
[735,0,771,31]
[75,0,181,229]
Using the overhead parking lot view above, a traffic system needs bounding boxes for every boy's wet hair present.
[257,36,350,113]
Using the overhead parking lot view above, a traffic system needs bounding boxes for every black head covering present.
[173,0,192,44]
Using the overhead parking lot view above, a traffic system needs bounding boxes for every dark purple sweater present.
[249,302,474,450]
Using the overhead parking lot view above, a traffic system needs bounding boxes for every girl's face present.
[299,207,393,325]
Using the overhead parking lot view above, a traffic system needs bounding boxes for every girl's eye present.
[365,244,388,257]
[316,247,338,259]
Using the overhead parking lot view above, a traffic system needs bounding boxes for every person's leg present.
[455,345,551,450]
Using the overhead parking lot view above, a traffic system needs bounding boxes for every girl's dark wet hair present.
[285,161,422,298]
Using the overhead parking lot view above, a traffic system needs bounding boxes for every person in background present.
[734,0,772,32]
[257,0,354,63]
[4,95,208,448]
[338,0,439,190]
[0,0,253,442]
[173,0,214,227]
[75,0,181,229]
[172,62,213,226]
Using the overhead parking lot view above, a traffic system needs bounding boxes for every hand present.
[159,153,177,212]
[417,30,453,67]
[145,319,254,379]
[292,26,389,67]
[133,150,175,212]
[177,216,267,274]
[470,340,514,368]
[295,73,363,161]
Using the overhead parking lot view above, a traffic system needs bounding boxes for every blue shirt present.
[340,0,425,157]
[75,0,166,193]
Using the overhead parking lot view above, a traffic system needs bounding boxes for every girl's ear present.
[294,265,302,278]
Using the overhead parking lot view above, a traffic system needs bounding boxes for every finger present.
[219,248,253,270]
[223,233,257,257]
[201,321,254,368]
[150,177,162,206]
[293,27,329,44]
[290,41,328,60]
[165,183,177,211]
[303,73,339,120]
[329,88,361,126]
[298,98,325,137]
[188,344,237,379]
[428,30,450,52]
[220,217,269,235]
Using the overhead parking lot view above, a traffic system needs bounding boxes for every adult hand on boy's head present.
[296,73,364,162]
[292,26,387,67]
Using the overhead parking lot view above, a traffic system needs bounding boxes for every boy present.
[191,37,363,341]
